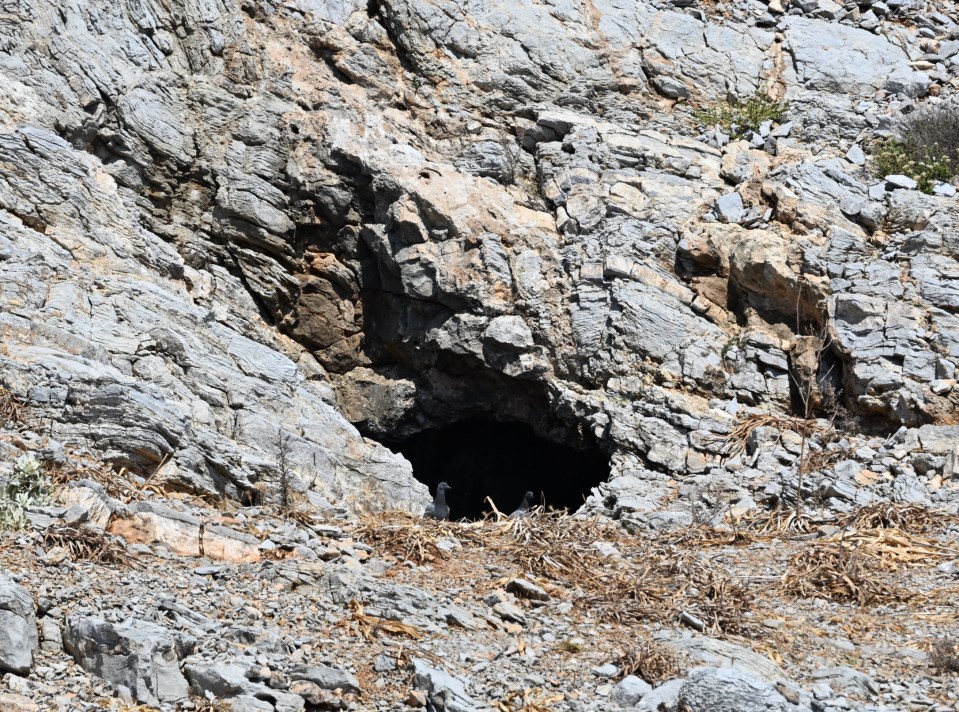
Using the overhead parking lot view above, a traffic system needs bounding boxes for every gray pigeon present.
[509,491,535,518]
[424,482,452,520]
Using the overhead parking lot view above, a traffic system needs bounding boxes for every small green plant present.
[869,104,959,194]
[871,138,955,194]
[694,92,789,139]
[0,454,51,531]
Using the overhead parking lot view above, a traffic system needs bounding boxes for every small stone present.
[591,663,618,677]
[492,601,527,625]
[405,690,428,707]
[680,611,706,632]
[374,654,397,672]
[715,192,745,223]
[885,174,918,190]
[611,675,653,706]
[506,577,550,601]
[62,504,90,527]
[844,145,866,166]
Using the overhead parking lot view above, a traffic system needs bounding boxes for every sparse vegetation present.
[0,454,50,531]
[45,456,141,503]
[617,640,683,685]
[43,522,131,566]
[870,103,959,193]
[0,386,25,426]
[187,694,234,712]
[780,540,902,606]
[929,638,959,674]
[694,91,790,139]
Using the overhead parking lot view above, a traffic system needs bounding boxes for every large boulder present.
[0,571,38,675]
[677,667,801,712]
[784,17,929,97]
[63,616,195,706]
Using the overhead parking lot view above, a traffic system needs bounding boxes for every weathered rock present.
[784,17,930,96]
[611,674,653,707]
[63,616,195,706]
[677,667,800,712]
[185,663,305,711]
[288,664,360,694]
[411,658,490,712]
[0,571,38,675]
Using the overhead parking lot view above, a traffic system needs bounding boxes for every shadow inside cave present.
[385,419,610,521]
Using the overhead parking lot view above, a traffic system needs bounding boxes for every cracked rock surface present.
[2,0,959,708]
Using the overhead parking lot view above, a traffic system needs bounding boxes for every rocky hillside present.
[2,0,959,709]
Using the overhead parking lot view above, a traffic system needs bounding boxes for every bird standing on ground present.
[509,490,535,518]
[424,482,452,520]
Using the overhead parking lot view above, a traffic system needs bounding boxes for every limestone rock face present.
[0,0,957,522]
[0,571,39,676]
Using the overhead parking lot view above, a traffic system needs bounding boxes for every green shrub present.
[0,454,51,531]
[869,104,959,194]
[694,92,790,139]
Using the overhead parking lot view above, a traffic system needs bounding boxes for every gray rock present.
[0,571,38,675]
[633,678,684,712]
[483,316,535,351]
[677,667,798,712]
[784,17,929,96]
[844,145,866,166]
[411,658,490,712]
[885,174,918,191]
[185,663,305,712]
[611,674,652,707]
[715,192,745,224]
[63,616,195,706]
[288,664,360,694]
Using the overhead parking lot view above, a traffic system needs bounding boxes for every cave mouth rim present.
[379,416,611,521]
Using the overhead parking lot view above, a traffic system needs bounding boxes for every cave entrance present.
[386,419,610,521]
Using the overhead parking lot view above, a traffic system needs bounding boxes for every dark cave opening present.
[385,419,610,520]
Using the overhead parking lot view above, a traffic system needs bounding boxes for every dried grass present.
[42,523,132,566]
[493,688,565,712]
[358,510,758,633]
[740,507,815,536]
[780,541,906,605]
[45,457,141,503]
[664,523,756,548]
[618,639,683,685]
[929,638,959,674]
[185,697,234,712]
[829,528,957,570]
[690,570,759,636]
[713,414,818,461]
[0,387,25,426]
[804,443,855,473]
[838,503,955,534]
[356,511,487,565]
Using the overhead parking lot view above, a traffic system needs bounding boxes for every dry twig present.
[780,541,906,605]
[838,503,955,534]
[43,523,132,566]
[618,639,683,684]
[0,387,25,426]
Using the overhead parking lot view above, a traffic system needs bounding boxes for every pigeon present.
[424,482,452,520]
[509,490,535,519]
